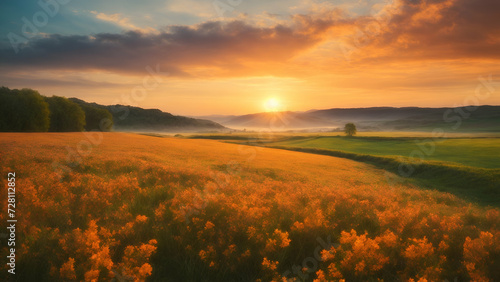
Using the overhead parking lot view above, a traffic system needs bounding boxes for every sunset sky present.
[1,0,499,115]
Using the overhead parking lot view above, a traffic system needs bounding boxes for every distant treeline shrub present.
[78,102,113,131]
[0,86,113,132]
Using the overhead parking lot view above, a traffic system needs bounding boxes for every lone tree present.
[344,123,357,137]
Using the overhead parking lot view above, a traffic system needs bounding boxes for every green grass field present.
[268,136,500,168]
[181,132,500,168]
[183,133,500,207]
[264,136,500,206]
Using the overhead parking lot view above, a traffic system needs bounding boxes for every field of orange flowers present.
[0,133,499,281]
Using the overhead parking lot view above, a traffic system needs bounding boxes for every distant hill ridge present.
[69,98,227,132]
[197,105,500,132]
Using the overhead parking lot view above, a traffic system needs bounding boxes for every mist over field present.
[194,106,500,133]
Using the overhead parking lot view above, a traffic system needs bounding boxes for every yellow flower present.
[274,229,291,248]
[262,257,278,271]
[139,263,153,277]
[205,221,215,230]
[59,258,76,280]
[136,215,148,223]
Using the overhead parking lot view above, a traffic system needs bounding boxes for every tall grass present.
[0,133,499,281]
[264,145,500,207]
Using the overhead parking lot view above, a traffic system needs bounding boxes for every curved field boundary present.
[260,145,500,207]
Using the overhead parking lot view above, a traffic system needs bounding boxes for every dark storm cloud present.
[0,15,344,77]
[1,0,499,78]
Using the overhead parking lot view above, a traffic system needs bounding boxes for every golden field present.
[0,133,499,281]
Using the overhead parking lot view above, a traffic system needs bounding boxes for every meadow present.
[267,136,500,169]
[261,135,500,207]
[1,133,499,281]
[185,133,500,207]
[183,133,500,168]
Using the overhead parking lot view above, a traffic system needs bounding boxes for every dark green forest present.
[0,87,113,132]
[1,86,226,133]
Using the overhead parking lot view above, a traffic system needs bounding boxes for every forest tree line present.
[0,86,113,132]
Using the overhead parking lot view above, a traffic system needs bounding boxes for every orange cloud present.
[0,11,350,78]
[90,11,156,33]
[350,0,500,61]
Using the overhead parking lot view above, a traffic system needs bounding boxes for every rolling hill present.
[69,98,227,132]
[198,106,500,132]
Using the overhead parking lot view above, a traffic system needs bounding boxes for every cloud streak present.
[1,0,499,80]
[0,11,347,78]
[90,11,155,34]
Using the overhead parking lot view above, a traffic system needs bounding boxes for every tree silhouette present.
[344,123,357,137]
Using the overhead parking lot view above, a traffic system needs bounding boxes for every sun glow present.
[264,98,282,112]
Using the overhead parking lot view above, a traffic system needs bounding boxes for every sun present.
[264,98,282,112]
